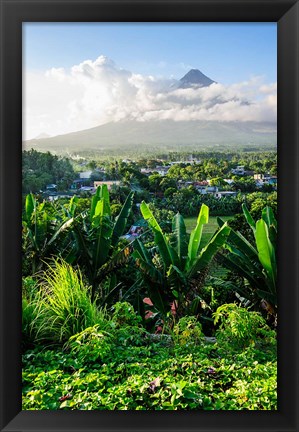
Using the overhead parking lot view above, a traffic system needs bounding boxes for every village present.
[43,159,277,201]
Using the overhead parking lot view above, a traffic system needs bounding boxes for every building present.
[254,174,277,187]
[156,166,171,176]
[79,171,93,179]
[94,181,121,190]
[70,179,92,190]
[140,166,171,176]
[231,166,245,175]
[46,184,57,192]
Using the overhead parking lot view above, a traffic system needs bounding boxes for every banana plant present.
[133,202,231,317]
[71,185,134,301]
[22,193,74,274]
[217,203,277,311]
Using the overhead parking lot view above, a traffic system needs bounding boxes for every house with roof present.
[79,170,93,180]
[231,166,245,175]
[254,173,277,188]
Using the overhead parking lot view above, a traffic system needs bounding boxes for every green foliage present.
[217,204,277,311]
[110,301,142,328]
[34,260,104,343]
[245,191,277,219]
[22,277,44,348]
[22,317,277,410]
[65,325,112,364]
[172,316,203,348]
[70,185,134,300]
[134,203,230,318]
[163,191,242,217]
[22,194,74,274]
[22,150,278,411]
[232,176,257,193]
[148,204,175,233]
[213,303,276,351]
[22,149,75,193]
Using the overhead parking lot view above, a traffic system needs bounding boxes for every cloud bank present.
[23,55,277,140]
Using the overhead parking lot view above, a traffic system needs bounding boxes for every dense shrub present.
[172,316,203,348]
[213,303,276,351]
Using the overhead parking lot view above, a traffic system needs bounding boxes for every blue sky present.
[23,23,277,84]
[23,23,277,139]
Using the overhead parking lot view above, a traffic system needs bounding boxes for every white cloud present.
[23,55,277,140]
[45,67,66,81]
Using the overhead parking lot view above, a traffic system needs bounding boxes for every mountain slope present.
[23,119,277,155]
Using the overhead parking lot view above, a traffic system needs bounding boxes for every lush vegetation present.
[23,303,276,410]
[23,149,75,193]
[22,150,277,410]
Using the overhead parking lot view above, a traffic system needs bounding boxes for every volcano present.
[179,69,216,88]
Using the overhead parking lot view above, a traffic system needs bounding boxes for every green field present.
[184,215,232,247]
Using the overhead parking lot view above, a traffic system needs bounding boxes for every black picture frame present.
[0,0,298,431]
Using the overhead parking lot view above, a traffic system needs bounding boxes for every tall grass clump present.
[37,259,107,344]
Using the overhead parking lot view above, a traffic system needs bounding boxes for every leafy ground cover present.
[23,304,277,411]
[23,340,276,411]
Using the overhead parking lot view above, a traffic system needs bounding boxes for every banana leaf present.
[262,206,277,248]
[96,245,132,281]
[91,213,113,273]
[188,223,230,278]
[133,250,164,286]
[90,186,102,221]
[172,213,188,267]
[47,218,74,246]
[99,184,111,217]
[133,238,153,264]
[255,219,276,295]
[167,264,187,289]
[140,201,163,233]
[262,206,277,230]
[25,193,35,222]
[67,196,78,218]
[217,253,266,293]
[111,191,134,247]
[217,216,258,260]
[187,204,209,269]
[133,251,168,314]
[140,201,176,269]
[242,203,256,232]
[256,289,277,306]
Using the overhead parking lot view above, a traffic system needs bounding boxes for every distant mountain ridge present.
[24,119,277,155]
[24,68,276,155]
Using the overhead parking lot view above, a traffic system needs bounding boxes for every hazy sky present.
[23,23,277,140]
